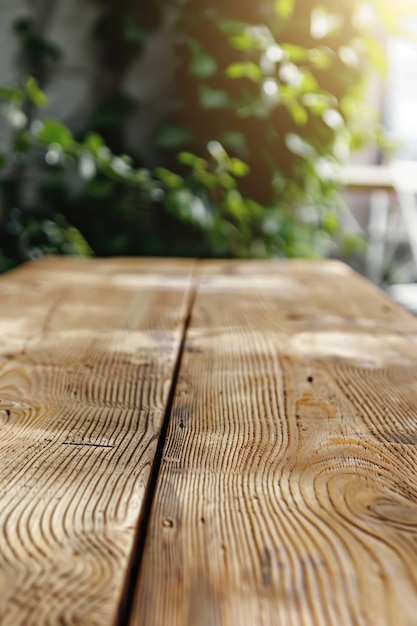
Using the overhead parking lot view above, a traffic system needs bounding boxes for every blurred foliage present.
[0,0,409,268]
[159,0,398,257]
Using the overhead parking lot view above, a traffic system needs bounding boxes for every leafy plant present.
[0,1,166,267]
[157,0,408,255]
[0,77,159,267]
[158,142,328,258]
[0,0,412,269]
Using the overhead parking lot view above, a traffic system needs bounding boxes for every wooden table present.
[1,257,417,625]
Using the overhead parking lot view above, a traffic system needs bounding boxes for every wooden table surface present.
[1,257,417,625]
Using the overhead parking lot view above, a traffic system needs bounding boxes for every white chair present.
[391,159,417,270]
[386,159,417,310]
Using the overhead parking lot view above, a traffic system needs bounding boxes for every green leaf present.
[218,172,236,189]
[302,93,332,115]
[189,42,217,78]
[0,85,24,104]
[237,101,269,119]
[228,158,250,177]
[13,16,34,37]
[153,125,193,149]
[41,42,63,63]
[322,210,339,235]
[25,77,48,107]
[166,189,205,225]
[37,119,73,148]
[207,140,228,163]
[129,169,151,185]
[286,100,308,125]
[281,44,307,62]
[199,85,230,109]
[307,47,333,70]
[225,189,246,218]
[0,152,6,169]
[225,62,261,81]
[362,35,387,75]
[64,225,93,256]
[299,70,319,92]
[86,179,114,197]
[220,131,248,152]
[274,0,295,18]
[342,232,366,257]
[229,33,256,52]
[340,96,358,118]
[155,167,184,188]
[217,19,250,35]
[178,152,207,168]
[194,170,218,188]
[13,17,63,63]
[83,132,105,154]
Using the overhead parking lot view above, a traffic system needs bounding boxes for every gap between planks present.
[116,274,198,626]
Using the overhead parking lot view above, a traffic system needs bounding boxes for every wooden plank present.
[131,259,417,626]
[0,257,194,626]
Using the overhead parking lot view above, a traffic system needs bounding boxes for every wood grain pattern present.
[0,257,194,626]
[131,259,417,626]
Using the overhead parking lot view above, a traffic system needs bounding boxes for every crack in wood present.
[62,441,115,448]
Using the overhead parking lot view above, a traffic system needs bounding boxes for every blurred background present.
[1,0,417,301]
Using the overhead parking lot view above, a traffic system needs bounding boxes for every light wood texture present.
[132,259,417,626]
[0,257,194,626]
